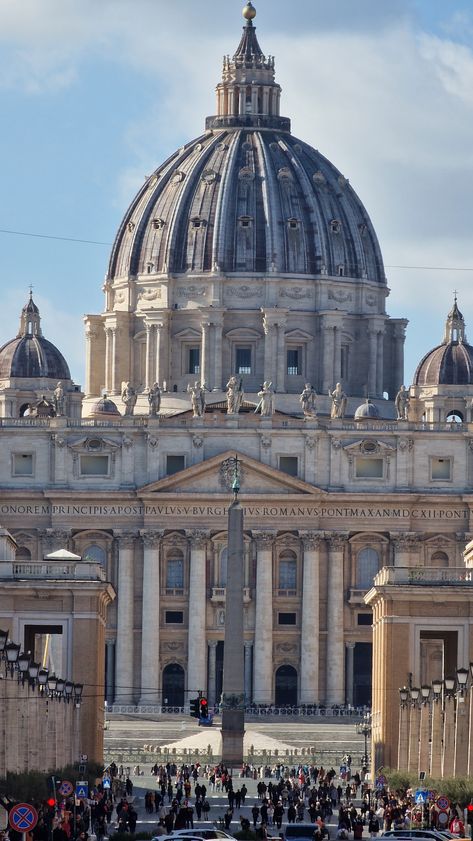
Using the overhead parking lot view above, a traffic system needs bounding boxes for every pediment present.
[343,439,396,455]
[139,450,321,496]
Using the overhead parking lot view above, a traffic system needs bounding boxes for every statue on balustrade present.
[395,385,410,420]
[300,383,317,417]
[188,381,206,417]
[226,375,244,414]
[53,381,66,416]
[147,382,161,417]
[122,382,137,416]
[255,381,274,416]
[330,382,347,419]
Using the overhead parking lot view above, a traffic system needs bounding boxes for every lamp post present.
[356,713,372,769]
[418,685,431,775]
[442,676,456,778]
[430,678,443,777]
[398,686,409,770]
[408,686,421,774]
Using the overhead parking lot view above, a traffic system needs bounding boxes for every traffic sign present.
[9,804,38,832]
[58,781,74,797]
[437,796,450,810]
[80,754,88,762]
[437,810,449,826]
[415,790,428,804]
[102,776,111,789]
[75,781,89,799]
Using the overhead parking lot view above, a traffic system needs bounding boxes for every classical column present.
[187,530,208,700]
[105,641,115,704]
[407,698,420,774]
[376,331,384,397]
[322,325,335,393]
[346,642,355,707]
[262,313,276,385]
[139,530,163,706]
[276,320,287,393]
[468,682,473,776]
[253,533,274,704]
[333,326,342,385]
[442,693,455,777]
[213,318,224,391]
[430,692,443,777]
[201,322,210,388]
[208,641,218,707]
[368,329,378,397]
[300,532,321,703]
[111,327,119,395]
[326,534,346,705]
[244,641,253,703]
[84,323,97,397]
[115,533,136,704]
[145,324,153,390]
[105,327,112,393]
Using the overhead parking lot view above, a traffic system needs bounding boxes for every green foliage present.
[0,763,104,803]
[383,767,473,808]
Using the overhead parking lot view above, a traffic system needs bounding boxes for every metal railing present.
[109,704,369,719]
[0,561,106,581]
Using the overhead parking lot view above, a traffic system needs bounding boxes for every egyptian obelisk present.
[220,458,245,765]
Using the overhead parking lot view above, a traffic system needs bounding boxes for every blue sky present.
[1,0,473,387]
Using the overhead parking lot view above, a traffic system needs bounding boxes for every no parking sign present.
[9,804,38,833]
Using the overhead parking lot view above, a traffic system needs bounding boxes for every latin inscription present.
[0,502,469,521]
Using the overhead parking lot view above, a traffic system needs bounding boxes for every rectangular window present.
[236,347,252,375]
[188,347,200,375]
[287,348,301,376]
[279,456,298,477]
[166,559,184,589]
[357,613,373,626]
[12,453,34,476]
[279,612,297,625]
[79,455,109,476]
[431,457,452,481]
[355,457,383,479]
[166,455,185,476]
[165,611,184,624]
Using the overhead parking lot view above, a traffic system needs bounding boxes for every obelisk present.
[220,457,245,765]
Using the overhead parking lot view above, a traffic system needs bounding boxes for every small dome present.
[89,395,121,418]
[414,342,473,386]
[354,398,381,420]
[414,299,473,386]
[0,336,71,380]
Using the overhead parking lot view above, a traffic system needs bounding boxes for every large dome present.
[108,129,385,282]
[414,300,473,386]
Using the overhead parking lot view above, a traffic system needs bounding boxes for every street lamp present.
[0,629,9,652]
[17,651,31,684]
[432,678,443,697]
[445,676,456,695]
[64,681,74,702]
[356,714,372,769]
[399,687,409,705]
[457,667,469,694]
[421,685,431,703]
[410,687,420,704]
[5,641,20,676]
[74,683,83,707]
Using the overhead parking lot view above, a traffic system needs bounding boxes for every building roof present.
[0,294,71,381]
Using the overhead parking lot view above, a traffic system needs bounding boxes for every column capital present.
[300,531,323,551]
[253,531,276,549]
[346,641,356,650]
[326,532,348,551]
[208,640,218,650]
[140,529,164,549]
[116,531,138,549]
[244,640,253,650]
[391,531,420,551]
[187,529,209,548]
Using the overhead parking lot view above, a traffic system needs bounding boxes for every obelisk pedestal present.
[221,489,245,765]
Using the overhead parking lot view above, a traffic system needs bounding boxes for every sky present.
[1,0,473,387]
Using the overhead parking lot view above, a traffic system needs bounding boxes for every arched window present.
[446,410,463,423]
[356,547,380,589]
[162,663,185,707]
[219,547,228,587]
[166,550,184,590]
[431,551,449,569]
[16,546,31,561]
[83,544,106,564]
[279,550,297,591]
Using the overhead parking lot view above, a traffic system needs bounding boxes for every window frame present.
[430,456,452,482]
[235,346,252,375]
[354,456,384,480]
[79,454,111,478]
[279,455,299,478]
[12,452,35,477]
[166,454,186,476]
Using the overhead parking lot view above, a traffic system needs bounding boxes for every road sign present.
[9,804,39,832]
[58,781,74,797]
[415,790,428,804]
[437,796,450,810]
[75,781,89,799]
[80,754,88,762]
[102,776,111,789]
[437,810,449,826]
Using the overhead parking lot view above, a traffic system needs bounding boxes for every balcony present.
[162,587,186,597]
[373,566,473,587]
[275,589,297,598]
[210,586,252,603]
[0,561,106,581]
[348,588,369,604]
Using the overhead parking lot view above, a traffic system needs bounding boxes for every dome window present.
[239,216,253,228]
[146,262,154,274]
[190,217,206,231]
[337,265,345,276]
[287,218,300,231]
[330,220,341,234]
[152,218,165,230]
[358,222,367,237]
